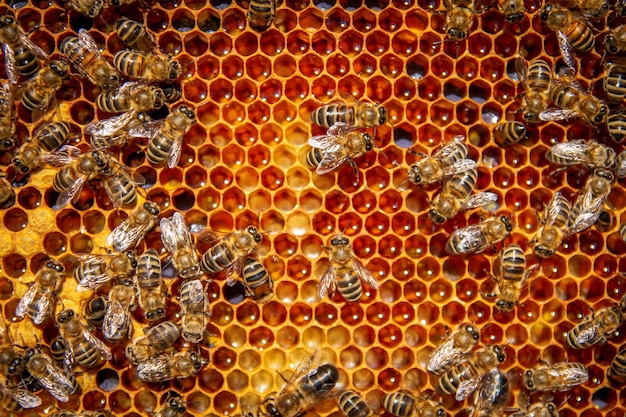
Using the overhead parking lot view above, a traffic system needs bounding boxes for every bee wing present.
[327,121,354,137]
[33,287,55,324]
[40,145,82,167]
[456,373,485,401]
[36,359,73,402]
[103,300,128,340]
[136,355,170,382]
[514,57,528,87]
[78,29,101,57]
[103,177,126,208]
[15,283,38,318]
[106,217,136,251]
[308,134,341,151]
[615,153,626,178]
[81,327,112,360]
[566,210,601,235]
[539,108,580,122]
[166,132,183,169]
[160,216,179,253]
[555,31,576,71]
[352,257,379,289]
[316,152,349,174]
[86,111,137,137]
[550,363,589,386]
[0,386,42,409]
[128,119,164,138]
[543,192,567,227]
[548,141,588,164]
[54,174,87,210]
[459,192,499,210]
[569,322,596,346]
[427,340,465,373]
[318,263,337,299]
[285,350,322,390]
[441,159,476,177]
[3,44,18,84]
[18,31,49,62]
[180,279,205,314]
[434,136,468,159]
[225,255,248,282]
[172,212,194,249]
[450,224,488,254]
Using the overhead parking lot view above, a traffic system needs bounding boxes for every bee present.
[60,29,120,92]
[442,0,478,41]
[445,215,513,255]
[492,121,527,147]
[405,136,476,186]
[437,345,507,401]
[15,260,65,325]
[541,69,608,126]
[55,309,112,370]
[0,314,23,378]
[566,168,614,235]
[0,171,15,210]
[605,25,626,56]
[12,121,71,175]
[115,18,156,51]
[605,64,626,105]
[428,323,480,375]
[0,14,48,83]
[338,390,375,417]
[24,348,79,402]
[499,0,525,23]
[532,192,571,258]
[179,278,210,344]
[310,101,387,130]
[608,108,626,144]
[160,212,202,280]
[428,167,499,224]
[318,233,379,302]
[0,81,15,151]
[0,382,42,412]
[515,58,553,124]
[67,0,104,18]
[106,201,160,252]
[381,390,446,417]
[248,0,277,31]
[608,347,626,380]
[239,257,274,303]
[113,50,181,83]
[523,362,589,392]
[565,296,626,349]
[84,296,106,328]
[617,150,626,178]
[96,81,165,114]
[134,248,167,322]
[567,0,609,19]
[546,140,615,172]
[509,402,559,417]
[87,110,152,149]
[472,369,510,417]
[102,279,136,342]
[200,226,263,278]
[307,122,375,176]
[73,251,137,291]
[490,244,536,311]
[538,5,595,69]
[128,105,196,168]
[125,321,180,365]
[19,59,69,120]
[256,353,339,417]
[135,351,205,382]
[155,396,187,417]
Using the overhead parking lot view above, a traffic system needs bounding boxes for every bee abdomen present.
[306,147,324,168]
[74,342,99,368]
[201,244,234,274]
[113,50,145,78]
[338,391,371,417]
[147,133,172,165]
[243,258,268,288]
[382,393,414,417]
[311,104,355,128]
[609,348,626,379]
[438,363,473,394]
[37,122,71,152]
[566,21,594,51]
[21,88,44,111]
[336,270,362,302]
[13,47,39,79]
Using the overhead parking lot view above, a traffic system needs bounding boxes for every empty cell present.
[287,30,310,55]
[420,31,442,56]
[260,29,285,55]
[222,9,246,35]
[429,100,454,127]
[366,30,390,55]
[353,54,377,77]
[338,30,363,56]
[299,54,324,77]
[392,30,418,56]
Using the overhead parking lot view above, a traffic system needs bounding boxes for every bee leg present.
[348,159,358,179]
[407,149,428,158]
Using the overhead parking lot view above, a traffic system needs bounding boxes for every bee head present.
[330,236,349,247]
[92,151,108,169]
[144,201,160,216]
[56,309,74,323]
[126,251,139,268]
[363,133,373,151]
[594,104,608,124]
[493,345,506,362]
[189,351,204,370]
[506,12,524,23]
[496,299,515,311]
[523,370,534,389]
[408,165,421,184]
[153,88,165,110]
[163,83,182,103]
[179,105,196,122]
[534,243,553,258]
[12,157,29,174]
[465,324,480,340]
[169,61,182,80]
[51,60,70,78]
[447,28,467,40]
[46,260,65,272]
[247,226,263,244]
[378,106,387,125]
[501,216,513,232]
[428,209,446,224]
[169,398,187,413]
[605,35,618,54]
[539,4,551,20]
[0,15,15,27]
[146,308,165,321]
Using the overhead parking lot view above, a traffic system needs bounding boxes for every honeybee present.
[135,351,205,382]
[337,390,375,417]
[490,244,536,311]
[605,64,626,105]
[155,396,187,417]
[566,168,614,235]
[565,296,626,349]
[605,25,626,56]
[608,347,626,380]
[19,59,69,120]
[442,0,478,41]
[438,345,507,400]
[0,171,15,210]
[87,110,152,149]
[310,101,387,129]
[113,50,181,83]
[128,105,196,168]
[492,121,527,147]
[532,192,571,258]
[546,140,615,171]
[523,362,589,392]
[15,260,65,325]
[567,0,609,19]
[102,279,136,342]
[428,324,480,375]
[472,369,510,417]
[96,81,165,114]
[107,201,160,252]
[538,5,594,69]
[248,0,277,31]
[179,278,210,344]
[115,18,156,51]
[200,226,263,278]
[84,296,106,328]
[239,257,274,303]
[608,108,626,144]
[381,390,446,417]
[60,29,120,92]
[255,353,339,417]
[55,309,112,370]
[24,348,79,402]
[509,402,559,417]
[134,248,166,322]
[0,81,15,151]
[616,150,626,178]
[515,58,552,124]
[405,136,476,186]
[445,215,513,255]
[67,0,104,17]
[73,251,137,291]
[0,14,48,83]
[0,314,22,378]
[12,121,71,175]
[0,382,42,412]
[541,69,608,126]
[499,0,525,23]
[318,233,379,302]
[428,167,498,224]
[307,122,374,176]
[125,321,180,364]
[160,212,202,280]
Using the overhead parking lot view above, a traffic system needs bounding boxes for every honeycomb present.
[0,0,625,416]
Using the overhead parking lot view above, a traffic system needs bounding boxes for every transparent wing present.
[282,350,321,393]
[15,284,38,318]
[106,217,143,252]
[327,121,353,137]
[63,336,74,372]
[54,174,87,210]
[308,135,341,151]
[172,212,194,249]
[102,176,126,208]
[433,136,468,160]
[4,45,17,84]
[515,57,528,90]
[180,279,205,315]
[352,257,379,289]
[128,119,163,138]
[86,111,137,137]
[0,386,42,408]
[549,363,589,386]
[543,192,568,227]
[569,322,596,346]
[459,192,499,210]
[318,264,337,299]
[19,31,49,62]
[160,217,178,254]
[548,141,588,164]
[34,288,55,325]
[566,210,600,235]
[440,159,476,177]
[166,133,183,169]
[427,340,465,374]
[456,374,484,401]
[556,31,576,71]
[36,358,73,402]
[539,108,580,122]
[78,29,101,57]
[82,327,112,360]
[225,254,248,282]
[136,356,170,382]
[103,301,129,340]
[317,152,349,174]
[451,224,489,254]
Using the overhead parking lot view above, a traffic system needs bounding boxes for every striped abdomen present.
[527,59,552,93]
[201,243,235,274]
[565,20,594,52]
[437,362,477,394]
[147,132,173,165]
[113,50,146,79]
[335,265,363,302]
[311,104,356,128]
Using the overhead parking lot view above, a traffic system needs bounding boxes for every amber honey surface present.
[0,0,625,416]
